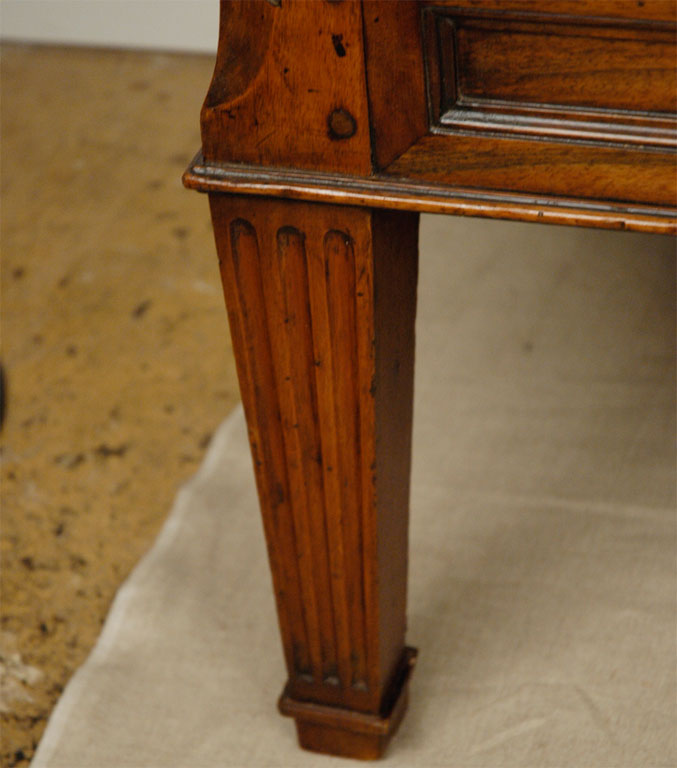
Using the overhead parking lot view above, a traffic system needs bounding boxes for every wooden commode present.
[184,0,676,759]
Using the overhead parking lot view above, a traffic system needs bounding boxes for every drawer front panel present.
[425,7,677,147]
[456,20,676,114]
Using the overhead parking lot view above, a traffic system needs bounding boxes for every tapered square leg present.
[209,194,419,760]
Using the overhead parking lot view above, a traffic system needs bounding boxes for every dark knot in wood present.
[328,108,357,140]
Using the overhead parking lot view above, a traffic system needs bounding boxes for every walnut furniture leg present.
[184,0,676,760]
[209,194,419,760]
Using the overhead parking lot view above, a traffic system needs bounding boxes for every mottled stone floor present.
[1,44,240,767]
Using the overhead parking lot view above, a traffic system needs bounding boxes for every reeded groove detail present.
[227,218,313,679]
[263,225,338,685]
[305,229,366,692]
[317,230,367,691]
[227,217,370,694]
[209,196,418,736]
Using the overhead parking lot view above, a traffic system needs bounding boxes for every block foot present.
[279,647,417,760]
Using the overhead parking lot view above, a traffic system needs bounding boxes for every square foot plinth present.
[278,647,417,760]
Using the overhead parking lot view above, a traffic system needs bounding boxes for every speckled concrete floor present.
[1,44,240,767]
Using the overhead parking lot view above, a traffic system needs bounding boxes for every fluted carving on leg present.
[260,224,338,686]
[210,195,418,740]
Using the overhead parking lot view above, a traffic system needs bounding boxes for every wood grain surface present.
[385,134,677,208]
[185,156,677,234]
[452,19,676,113]
[209,194,419,758]
[187,0,676,759]
[421,3,677,149]
[361,1,427,169]
[194,0,676,231]
[201,0,372,174]
[422,0,677,23]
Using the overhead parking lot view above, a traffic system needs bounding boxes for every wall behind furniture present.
[0,0,218,53]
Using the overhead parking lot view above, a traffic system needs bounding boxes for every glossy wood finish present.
[201,0,372,174]
[361,1,427,169]
[453,21,675,113]
[424,0,677,22]
[185,0,677,759]
[209,194,419,758]
[189,0,677,233]
[426,10,676,146]
[391,1,677,210]
[385,134,676,207]
[185,156,677,234]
